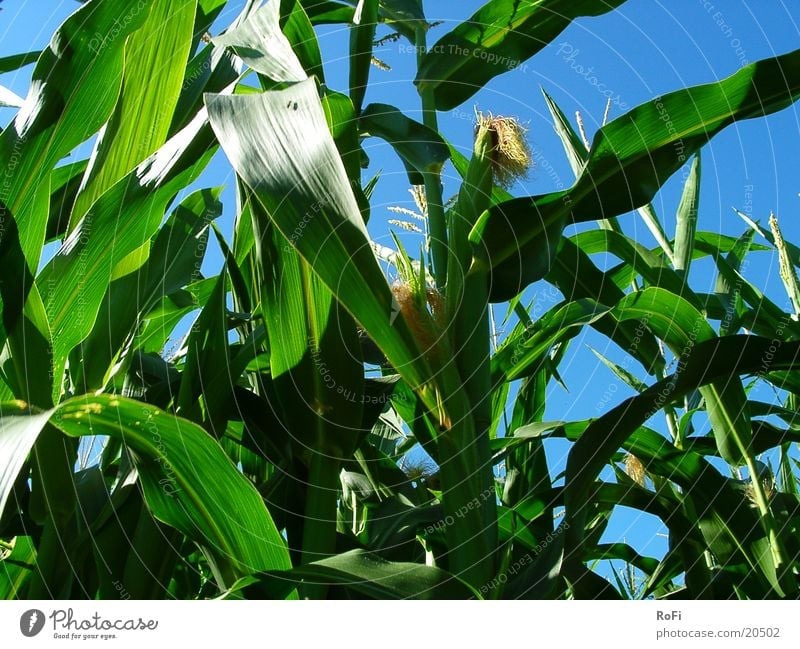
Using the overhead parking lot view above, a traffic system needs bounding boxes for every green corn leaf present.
[280,0,325,81]
[247,549,480,599]
[46,160,89,241]
[541,88,629,234]
[0,0,149,271]
[212,0,307,82]
[205,80,442,420]
[359,103,450,183]
[610,287,752,464]
[697,238,800,340]
[736,208,800,270]
[0,209,53,408]
[175,265,231,434]
[502,526,565,599]
[415,0,627,110]
[589,347,648,393]
[546,236,665,374]
[571,229,701,309]
[248,197,365,574]
[473,49,800,301]
[321,89,370,218]
[170,45,240,136]
[0,51,40,74]
[637,203,675,264]
[74,188,219,392]
[492,298,609,382]
[39,117,216,402]
[562,335,800,595]
[349,0,379,114]
[0,536,36,599]
[135,277,217,355]
[69,0,198,231]
[541,88,587,176]
[715,228,755,336]
[0,395,292,579]
[497,418,779,597]
[300,1,354,25]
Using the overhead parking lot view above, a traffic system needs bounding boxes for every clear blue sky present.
[2,0,799,591]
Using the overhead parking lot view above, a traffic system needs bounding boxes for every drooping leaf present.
[212,0,307,82]
[563,336,800,588]
[206,80,497,590]
[415,0,627,110]
[0,86,23,109]
[0,406,50,520]
[359,103,450,183]
[40,141,214,401]
[474,49,800,301]
[205,80,441,420]
[1,395,292,578]
[255,549,480,599]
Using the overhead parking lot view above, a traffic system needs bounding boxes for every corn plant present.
[1,0,800,599]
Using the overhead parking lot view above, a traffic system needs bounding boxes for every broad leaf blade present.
[205,80,441,418]
[70,0,198,230]
[52,395,292,576]
[0,407,50,520]
[0,0,149,270]
[415,0,626,110]
[40,113,216,400]
[264,549,480,599]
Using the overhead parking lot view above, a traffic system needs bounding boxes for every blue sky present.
[2,0,799,592]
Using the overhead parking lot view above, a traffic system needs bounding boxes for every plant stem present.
[654,346,681,446]
[415,25,448,290]
[300,449,340,599]
[434,117,497,590]
[742,452,791,593]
